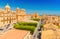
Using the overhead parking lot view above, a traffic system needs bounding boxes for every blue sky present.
[0,0,60,15]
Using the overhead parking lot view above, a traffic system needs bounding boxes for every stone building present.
[0,4,40,27]
[0,4,16,27]
[16,7,26,22]
[0,4,26,27]
[41,23,60,39]
[42,14,60,26]
[0,29,31,39]
[31,12,40,18]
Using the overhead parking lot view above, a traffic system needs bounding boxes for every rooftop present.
[0,29,30,39]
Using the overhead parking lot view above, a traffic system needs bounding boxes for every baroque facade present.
[0,4,26,27]
[0,4,40,27]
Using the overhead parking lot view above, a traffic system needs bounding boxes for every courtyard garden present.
[14,22,37,34]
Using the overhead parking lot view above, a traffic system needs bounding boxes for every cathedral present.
[0,4,26,27]
[0,4,40,27]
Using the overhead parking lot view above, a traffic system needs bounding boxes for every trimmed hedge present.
[17,22,37,27]
[14,25,35,34]
[30,18,40,22]
[14,22,37,34]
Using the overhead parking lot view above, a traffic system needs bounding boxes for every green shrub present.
[14,22,37,34]
[30,18,40,22]
[17,22,37,27]
[40,24,43,28]
[14,25,35,34]
[58,26,60,28]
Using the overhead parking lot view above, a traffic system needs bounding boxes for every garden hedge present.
[30,18,40,22]
[14,22,37,34]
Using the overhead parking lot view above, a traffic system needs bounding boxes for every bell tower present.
[16,7,20,13]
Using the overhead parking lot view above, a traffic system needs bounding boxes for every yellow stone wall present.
[41,30,56,39]
[41,29,60,39]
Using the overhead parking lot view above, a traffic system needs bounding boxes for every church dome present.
[5,3,10,8]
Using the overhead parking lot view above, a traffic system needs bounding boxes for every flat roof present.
[0,29,30,39]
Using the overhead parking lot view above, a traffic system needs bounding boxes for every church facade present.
[0,4,26,27]
[0,4,40,27]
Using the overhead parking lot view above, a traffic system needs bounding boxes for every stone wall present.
[41,29,60,39]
